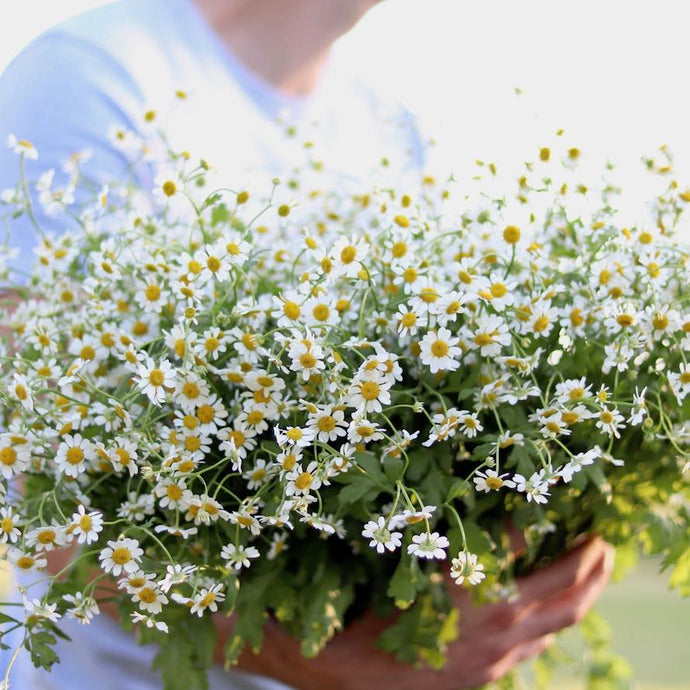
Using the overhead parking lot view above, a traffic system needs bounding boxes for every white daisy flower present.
[419,327,462,373]
[473,469,516,493]
[69,505,103,544]
[135,356,176,405]
[220,543,260,570]
[361,516,402,553]
[450,551,486,586]
[99,537,144,576]
[407,532,449,560]
[190,584,225,617]
[55,434,97,478]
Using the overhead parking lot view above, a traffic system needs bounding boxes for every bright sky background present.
[1,0,689,184]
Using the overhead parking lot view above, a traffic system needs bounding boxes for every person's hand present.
[228,535,614,690]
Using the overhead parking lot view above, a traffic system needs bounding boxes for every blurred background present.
[1,1,689,687]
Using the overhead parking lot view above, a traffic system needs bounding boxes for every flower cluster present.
[0,119,689,689]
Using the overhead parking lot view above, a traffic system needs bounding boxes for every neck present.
[192,0,376,96]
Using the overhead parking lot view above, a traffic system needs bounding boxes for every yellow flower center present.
[287,428,303,441]
[391,241,407,258]
[317,416,336,432]
[568,388,585,401]
[431,340,449,357]
[149,369,165,387]
[81,346,96,361]
[228,430,246,447]
[400,312,417,328]
[16,556,35,570]
[197,405,215,424]
[300,353,317,368]
[138,588,157,604]
[360,381,381,401]
[403,267,417,283]
[111,547,132,565]
[490,282,507,298]
[252,468,267,481]
[295,472,313,490]
[503,226,521,244]
[561,411,579,425]
[246,411,264,426]
[420,288,439,303]
[185,436,201,452]
[206,256,221,272]
[66,447,84,465]
[167,485,183,500]
[115,448,131,465]
[205,336,220,352]
[312,304,330,321]
[182,382,199,399]
[533,315,550,332]
[241,333,257,350]
[145,284,161,301]
[162,180,177,197]
[340,245,357,264]
[570,308,584,326]
[37,530,56,545]
[283,301,300,320]
[680,372,690,384]
[616,314,634,327]
[485,476,504,490]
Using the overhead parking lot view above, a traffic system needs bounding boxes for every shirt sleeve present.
[0,30,148,278]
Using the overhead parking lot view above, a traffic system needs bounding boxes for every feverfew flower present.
[99,537,144,576]
[135,356,175,405]
[450,551,486,586]
[473,469,516,493]
[70,505,104,544]
[220,543,260,570]
[419,327,462,373]
[361,516,402,553]
[407,532,449,560]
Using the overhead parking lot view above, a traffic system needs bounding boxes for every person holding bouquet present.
[0,1,614,688]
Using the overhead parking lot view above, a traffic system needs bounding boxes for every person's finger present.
[514,535,611,604]
[480,633,556,686]
[506,545,614,643]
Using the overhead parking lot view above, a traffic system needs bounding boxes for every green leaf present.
[584,464,612,502]
[224,568,277,665]
[299,569,353,658]
[668,545,690,596]
[387,552,424,608]
[383,454,404,482]
[354,451,387,484]
[24,629,60,671]
[209,201,229,225]
[337,475,383,505]
[447,478,470,501]
[377,594,454,669]
[150,610,216,690]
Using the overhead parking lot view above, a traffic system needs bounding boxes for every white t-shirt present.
[0,0,426,687]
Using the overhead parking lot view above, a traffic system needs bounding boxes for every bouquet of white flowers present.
[1,119,689,689]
